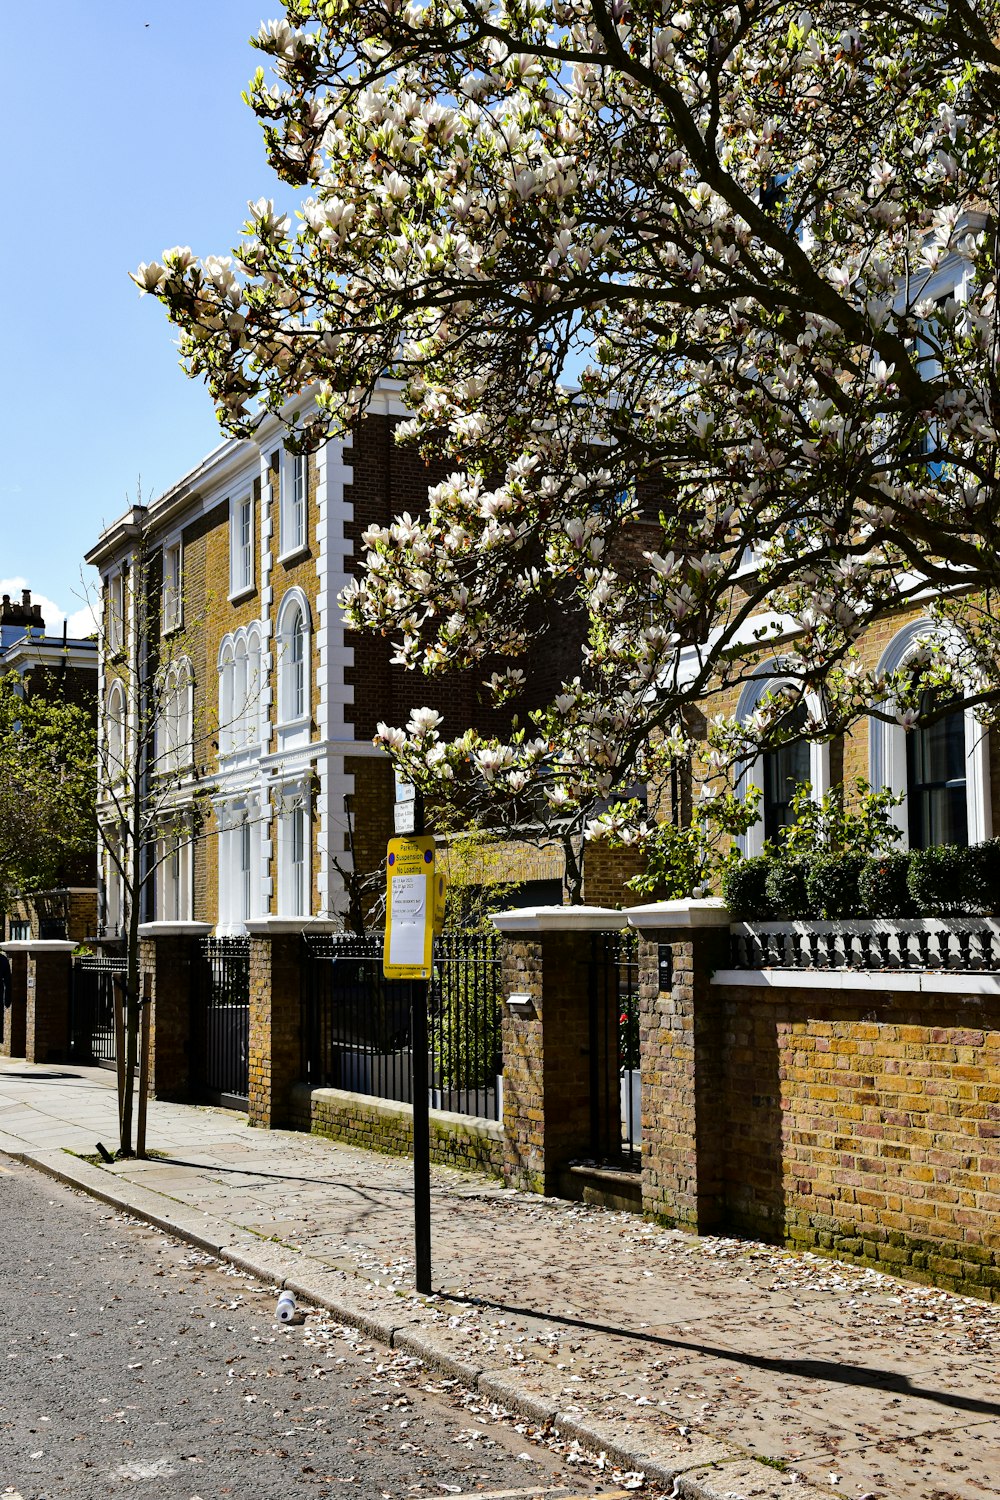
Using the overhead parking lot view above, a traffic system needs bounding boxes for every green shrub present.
[725,840,1000,923]
[721,856,773,918]
[804,853,867,919]
[764,858,810,918]
[907,844,971,915]
[858,851,915,917]
[964,839,1000,916]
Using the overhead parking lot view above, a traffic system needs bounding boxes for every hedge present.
[724,839,1000,920]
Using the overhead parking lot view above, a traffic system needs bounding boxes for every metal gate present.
[301,932,503,1120]
[69,954,126,1067]
[588,928,641,1168]
[193,937,250,1110]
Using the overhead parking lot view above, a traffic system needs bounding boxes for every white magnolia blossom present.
[139,0,1000,886]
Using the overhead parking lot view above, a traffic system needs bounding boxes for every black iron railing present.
[70,954,127,1065]
[430,932,503,1118]
[301,931,503,1120]
[194,937,250,1108]
[588,928,641,1168]
[730,919,1000,972]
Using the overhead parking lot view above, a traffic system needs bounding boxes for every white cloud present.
[0,576,99,640]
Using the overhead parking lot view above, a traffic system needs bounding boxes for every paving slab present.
[2,1057,999,1500]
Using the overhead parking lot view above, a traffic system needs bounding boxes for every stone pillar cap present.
[244,917,342,935]
[490,904,631,933]
[137,922,214,939]
[627,898,731,932]
[1,940,77,954]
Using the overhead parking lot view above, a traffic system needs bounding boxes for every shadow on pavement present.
[448,1294,1000,1420]
[0,1072,83,1081]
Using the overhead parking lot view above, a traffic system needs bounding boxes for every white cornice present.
[87,378,413,567]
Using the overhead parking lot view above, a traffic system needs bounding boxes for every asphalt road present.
[0,1161,613,1500]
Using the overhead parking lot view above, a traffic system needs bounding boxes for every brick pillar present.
[1,944,28,1058]
[138,923,212,1100]
[493,908,630,1194]
[23,941,75,1064]
[247,920,310,1128]
[630,901,731,1231]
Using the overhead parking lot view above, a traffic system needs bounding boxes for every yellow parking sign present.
[384,836,436,979]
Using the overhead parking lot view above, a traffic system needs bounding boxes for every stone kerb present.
[626,901,731,1231]
[138,923,213,1100]
[5,940,76,1065]
[491,906,630,1194]
[0,942,29,1058]
[246,917,338,1129]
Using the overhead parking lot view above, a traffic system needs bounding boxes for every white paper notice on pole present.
[388,873,428,968]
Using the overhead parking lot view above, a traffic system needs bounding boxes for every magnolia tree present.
[137,0,1000,891]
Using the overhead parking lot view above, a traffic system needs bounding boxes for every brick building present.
[86,388,590,938]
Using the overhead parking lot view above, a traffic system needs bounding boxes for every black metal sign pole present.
[409,790,432,1294]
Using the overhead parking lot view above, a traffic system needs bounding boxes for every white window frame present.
[239,817,252,923]
[107,571,125,655]
[162,540,183,633]
[218,640,235,758]
[734,661,831,858]
[233,637,249,749]
[230,493,255,599]
[157,659,194,775]
[277,783,311,918]
[276,589,311,748]
[217,798,261,935]
[103,829,123,936]
[869,618,992,850]
[280,449,309,559]
[218,627,262,759]
[245,624,262,749]
[158,823,192,922]
[106,680,126,785]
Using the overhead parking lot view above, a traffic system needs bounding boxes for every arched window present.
[276,590,311,743]
[218,640,235,757]
[735,663,831,857]
[870,618,991,850]
[289,611,305,720]
[233,636,248,748]
[106,681,125,783]
[245,625,262,748]
[158,659,193,773]
[218,627,262,757]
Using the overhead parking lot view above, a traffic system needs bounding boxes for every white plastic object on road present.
[275,1289,296,1323]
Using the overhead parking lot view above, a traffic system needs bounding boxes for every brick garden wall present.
[288,1082,503,1176]
[710,977,1000,1298]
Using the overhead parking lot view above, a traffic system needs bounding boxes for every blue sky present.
[0,1,289,634]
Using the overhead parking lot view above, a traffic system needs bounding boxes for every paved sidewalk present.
[1,1059,998,1500]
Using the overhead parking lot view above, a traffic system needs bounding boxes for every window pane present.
[240,821,251,920]
[291,806,306,915]
[762,702,809,841]
[292,616,305,718]
[907,705,967,849]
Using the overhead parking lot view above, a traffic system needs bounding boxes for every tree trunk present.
[562,829,585,905]
[118,920,140,1157]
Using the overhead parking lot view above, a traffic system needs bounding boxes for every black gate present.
[588,928,641,1168]
[193,937,250,1110]
[70,954,126,1067]
[301,932,503,1120]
